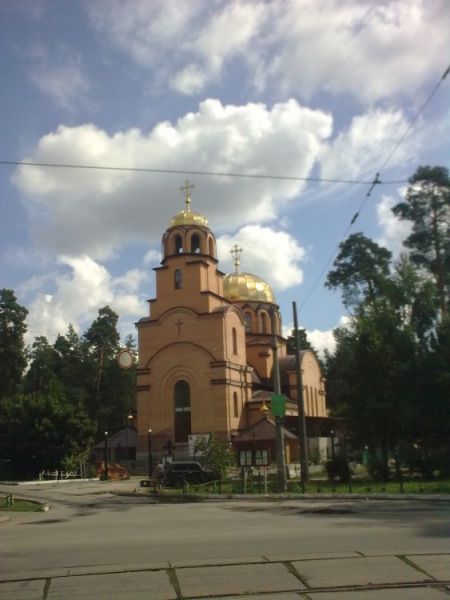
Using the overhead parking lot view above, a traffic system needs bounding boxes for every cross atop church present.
[230,243,242,273]
[180,179,194,212]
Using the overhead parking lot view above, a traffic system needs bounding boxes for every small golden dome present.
[169,179,209,228]
[223,272,275,303]
[169,211,209,228]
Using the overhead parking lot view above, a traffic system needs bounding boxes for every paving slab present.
[310,587,448,599]
[264,552,361,562]
[0,567,67,582]
[47,570,176,600]
[406,554,450,581]
[68,561,170,575]
[170,556,265,568]
[0,579,45,600]
[176,562,304,598]
[210,594,303,600]
[292,556,431,588]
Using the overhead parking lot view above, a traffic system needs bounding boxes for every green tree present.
[84,306,121,422]
[24,336,58,395]
[0,289,28,398]
[53,325,93,406]
[0,391,95,478]
[286,328,314,354]
[194,435,235,479]
[325,233,392,309]
[392,165,450,319]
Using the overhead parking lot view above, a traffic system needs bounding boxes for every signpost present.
[271,394,287,417]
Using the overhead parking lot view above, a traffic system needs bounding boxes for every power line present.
[300,62,450,312]
[0,159,407,186]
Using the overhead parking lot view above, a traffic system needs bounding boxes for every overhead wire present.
[0,159,406,186]
[299,62,450,312]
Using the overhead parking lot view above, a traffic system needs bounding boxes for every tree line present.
[325,165,450,479]
[0,302,136,478]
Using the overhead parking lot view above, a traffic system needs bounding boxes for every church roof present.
[232,417,297,442]
[223,272,275,303]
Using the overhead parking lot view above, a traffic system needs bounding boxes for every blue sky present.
[1,0,449,354]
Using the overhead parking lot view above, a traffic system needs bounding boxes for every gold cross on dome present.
[230,243,242,273]
[180,179,194,212]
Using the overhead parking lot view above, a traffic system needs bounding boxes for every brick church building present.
[135,183,331,467]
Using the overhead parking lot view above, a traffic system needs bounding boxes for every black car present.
[164,461,215,487]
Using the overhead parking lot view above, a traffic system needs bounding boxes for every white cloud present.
[306,328,336,358]
[86,0,449,103]
[24,255,148,344]
[320,109,416,182]
[257,0,448,104]
[376,193,412,255]
[31,60,90,110]
[14,98,331,258]
[217,225,305,291]
[281,321,340,358]
[26,42,91,110]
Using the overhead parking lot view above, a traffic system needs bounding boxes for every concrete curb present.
[115,490,450,503]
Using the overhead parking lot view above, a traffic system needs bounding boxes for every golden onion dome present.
[169,210,209,228]
[169,179,209,228]
[223,272,275,303]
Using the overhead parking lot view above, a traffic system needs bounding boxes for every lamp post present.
[270,307,287,493]
[126,413,133,472]
[148,429,153,480]
[104,431,109,480]
[292,301,309,484]
[330,429,335,459]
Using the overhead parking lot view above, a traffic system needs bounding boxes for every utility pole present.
[293,301,309,484]
[270,308,287,493]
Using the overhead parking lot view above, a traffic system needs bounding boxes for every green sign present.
[271,394,287,417]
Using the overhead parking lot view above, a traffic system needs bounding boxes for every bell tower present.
[136,183,253,462]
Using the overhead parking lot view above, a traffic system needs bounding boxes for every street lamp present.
[148,429,153,480]
[126,413,133,472]
[104,431,109,480]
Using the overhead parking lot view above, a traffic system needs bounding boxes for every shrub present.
[325,455,351,483]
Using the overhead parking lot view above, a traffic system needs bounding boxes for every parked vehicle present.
[164,461,215,487]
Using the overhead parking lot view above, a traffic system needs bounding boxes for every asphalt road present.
[1,481,449,572]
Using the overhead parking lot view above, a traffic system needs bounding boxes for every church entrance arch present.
[174,380,192,443]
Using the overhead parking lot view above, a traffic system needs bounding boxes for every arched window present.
[174,269,183,289]
[174,380,191,443]
[174,235,183,254]
[191,233,201,254]
[232,327,238,354]
[208,237,214,257]
[233,392,239,418]
[260,312,268,333]
[244,312,252,332]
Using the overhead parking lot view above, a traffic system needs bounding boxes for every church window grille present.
[232,327,238,354]
[191,233,201,254]
[174,269,183,289]
[244,312,252,332]
[260,312,268,333]
[233,392,239,418]
[174,380,191,443]
[174,235,183,254]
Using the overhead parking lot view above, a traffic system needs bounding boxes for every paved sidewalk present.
[1,551,449,599]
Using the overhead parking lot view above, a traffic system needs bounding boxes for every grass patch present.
[0,496,43,512]
[156,477,450,496]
